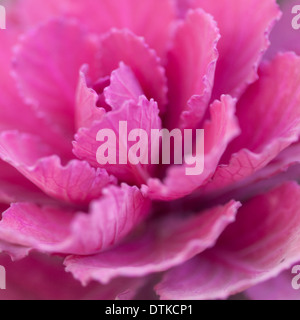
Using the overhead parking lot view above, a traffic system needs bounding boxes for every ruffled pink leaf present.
[0,28,72,159]
[146,95,240,200]
[203,53,300,192]
[0,159,53,205]
[0,182,52,206]
[98,29,168,111]
[165,9,220,129]
[192,0,281,99]
[190,145,300,213]
[64,0,176,59]
[0,29,37,133]
[74,96,162,185]
[0,203,76,253]
[75,66,106,130]
[0,240,31,261]
[156,182,300,300]
[13,0,175,60]
[64,200,240,285]
[0,184,151,255]
[104,62,144,110]
[0,253,143,300]
[12,19,100,137]
[0,132,115,204]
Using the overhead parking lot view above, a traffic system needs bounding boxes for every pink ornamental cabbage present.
[0,0,300,300]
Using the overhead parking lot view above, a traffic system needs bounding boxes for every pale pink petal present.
[75,66,106,130]
[13,19,100,137]
[0,240,31,261]
[0,253,143,300]
[64,0,176,59]
[0,184,150,255]
[104,62,144,110]
[0,132,115,204]
[146,95,240,200]
[247,267,300,300]
[204,53,300,192]
[64,200,240,285]
[156,182,300,300]
[266,0,300,59]
[192,0,281,99]
[98,29,168,111]
[165,9,220,129]
[74,96,162,185]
